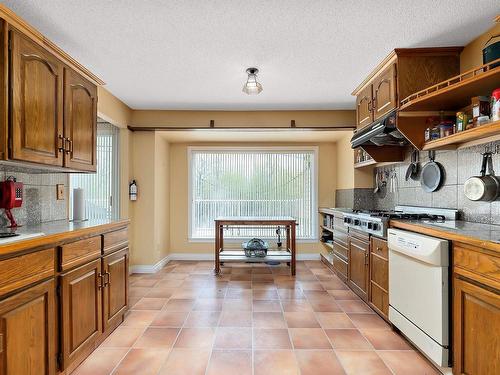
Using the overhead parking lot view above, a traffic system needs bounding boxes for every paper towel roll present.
[72,188,86,221]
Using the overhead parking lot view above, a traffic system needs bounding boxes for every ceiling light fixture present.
[242,67,263,95]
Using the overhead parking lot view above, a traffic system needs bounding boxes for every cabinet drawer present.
[371,255,388,290]
[349,228,369,243]
[333,254,348,277]
[370,282,389,317]
[333,230,348,246]
[453,243,500,286]
[333,241,348,260]
[103,228,128,254]
[0,249,55,296]
[371,237,388,259]
[60,236,101,271]
[350,235,369,250]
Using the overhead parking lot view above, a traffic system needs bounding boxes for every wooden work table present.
[214,216,297,275]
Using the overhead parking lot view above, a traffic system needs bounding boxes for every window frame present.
[187,146,319,242]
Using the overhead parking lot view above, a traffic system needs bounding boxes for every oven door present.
[387,228,450,367]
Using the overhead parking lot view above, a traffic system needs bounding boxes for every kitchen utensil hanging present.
[420,151,443,192]
[464,152,500,201]
[405,149,420,181]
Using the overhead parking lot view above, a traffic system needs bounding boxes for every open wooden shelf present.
[320,225,334,233]
[400,59,500,112]
[321,241,334,250]
[422,119,500,150]
[354,159,377,168]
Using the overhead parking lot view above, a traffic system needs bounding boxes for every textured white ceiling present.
[2,0,497,110]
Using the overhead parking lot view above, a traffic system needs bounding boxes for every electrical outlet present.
[56,184,65,200]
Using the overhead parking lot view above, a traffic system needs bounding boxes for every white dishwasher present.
[388,228,450,368]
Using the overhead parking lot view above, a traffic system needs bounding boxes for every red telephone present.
[0,177,23,227]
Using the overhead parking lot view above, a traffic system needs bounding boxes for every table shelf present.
[219,250,291,263]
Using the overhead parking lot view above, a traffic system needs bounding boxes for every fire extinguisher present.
[129,180,137,201]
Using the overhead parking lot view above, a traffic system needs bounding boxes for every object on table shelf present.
[477,116,490,126]
[438,121,455,138]
[430,126,440,140]
[491,88,500,122]
[276,226,282,248]
[242,238,268,258]
[471,96,490,126]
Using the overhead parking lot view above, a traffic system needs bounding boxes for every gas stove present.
[343,206,459,238]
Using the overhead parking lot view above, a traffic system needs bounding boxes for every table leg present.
[214,222,220,275]
[291,222,296,276]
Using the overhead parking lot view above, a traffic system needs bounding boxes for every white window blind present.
[70,122,120,220]
[189,148,317,240]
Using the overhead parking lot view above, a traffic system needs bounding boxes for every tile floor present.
[74,260,440,375]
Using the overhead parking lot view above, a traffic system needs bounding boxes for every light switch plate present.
[56,184,65,200]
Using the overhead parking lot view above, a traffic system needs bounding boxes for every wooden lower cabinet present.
[348,235,369,301]
[102,247,129,331]
[60,258,103,370]
[0,279,56,375]
[368,237,389,319]
[453,275,499,375]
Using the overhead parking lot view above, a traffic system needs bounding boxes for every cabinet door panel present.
[103,247,129,330]
[373,64,397,120]
[453,276,499,375]
[0,279,55,375]
[348,239,368,300]
[10,30,63,166]
[63,68,97,171]
[60,259,102,370]
[356,85,373,128]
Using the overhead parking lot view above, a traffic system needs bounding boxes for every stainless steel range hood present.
[351,110,409,148]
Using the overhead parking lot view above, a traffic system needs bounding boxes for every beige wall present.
[168,142,337,256]
[335,132,373,190]
[97,87,132,129]
[460,22,500,72]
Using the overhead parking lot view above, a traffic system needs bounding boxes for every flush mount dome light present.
[242,67,263,95]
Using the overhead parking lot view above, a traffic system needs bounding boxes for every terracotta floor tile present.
[207,350,252,375]
[316,312,355,329]
[295,350,346,375]
[133,327,179,348]
[121,310,158,327]
[362,329,413,350]
[146,287,175,298]
[348,313,391,330]
[299,281,325,290]
[254,350,300,375]
[222,298,253,311]
[171,289,201,299]
[325,329,373,349]
[173,327,216,349]
[113,348,170,375]
[150,311,188,327]
[289,328,332,349]
[253,328,292,349]
[226,288,253,299]
[278,288,305,299]
[252,267,272,274]
[336,350,392,375]
[156,279,184,288]
[162,272,189,280]
[377,350,440,375]
[131,278,159,287]
[193,298,224,311]
[252,281,278,290]
[252,274,275,282]
[309,299,342,312]
[184,311,221,327]
[100,326,144,348]
[284,312,320,328]
[72,348,128,375]
[214,327,252,349]
[129,286,150,298]
[302,290,331,300]
[218,310,252,327]
[321,279,349,290]
[132,297,167,310]
[328,289,360,300]
[198,288,227,299]
[253,289,280,300]
[159,349,210,375]
[253,312,287,328]
[163,298,195,312]
[337,299,373,313]
[228,281,252,289]
[253,300,282,312]
[282,300,313,312]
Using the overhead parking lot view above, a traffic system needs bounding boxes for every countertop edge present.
[389,220,500,254]
[0,219,130,258]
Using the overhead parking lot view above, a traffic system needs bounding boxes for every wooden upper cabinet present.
[356,85,373,129]
[453,276,499,375]
[63,68,97,171]
[60,259,102,370]
[9,30,64,166]
[0,279,56,375]
[372,64,397,120]
[102,247,129,331]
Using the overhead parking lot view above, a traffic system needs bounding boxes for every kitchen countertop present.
[0,218,129,257]
[390,219,500,253]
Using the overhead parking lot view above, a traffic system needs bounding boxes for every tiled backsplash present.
[0,165,68,227]
[373,140,500,224]
[335,188,375,210]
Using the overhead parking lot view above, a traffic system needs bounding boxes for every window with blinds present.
[70,122,120,220]
[189,147,317,240]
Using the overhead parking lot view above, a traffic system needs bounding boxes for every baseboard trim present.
[130,254,171,274]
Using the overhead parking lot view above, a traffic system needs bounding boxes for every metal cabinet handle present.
[97,273,103,289]
[65,138,73,154]
[104,271,111,286]
[367,100,372,112]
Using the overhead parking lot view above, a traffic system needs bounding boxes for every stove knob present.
[372,223,379,231]
[354,219,360,225]
[367,222,373,230]
[344,217,351,224]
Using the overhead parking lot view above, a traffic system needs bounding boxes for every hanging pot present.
[420,151,443,192]
[464,152,500,201]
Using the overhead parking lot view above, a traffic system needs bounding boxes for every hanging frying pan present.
[420,151,443,192]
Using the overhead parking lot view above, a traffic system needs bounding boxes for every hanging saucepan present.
[464,152,500,201]
[420,151,443,192]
